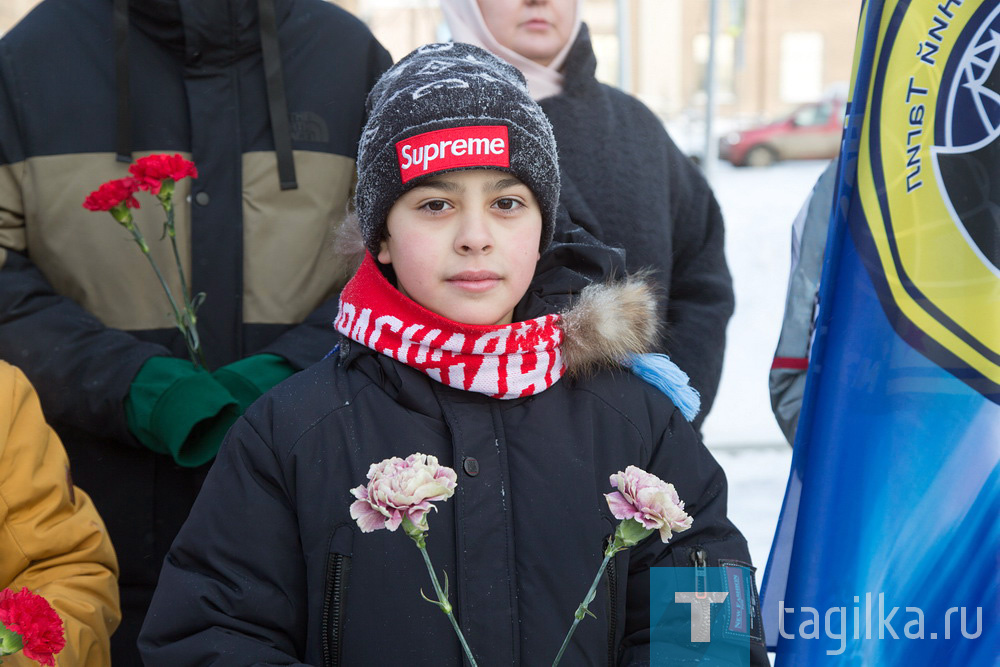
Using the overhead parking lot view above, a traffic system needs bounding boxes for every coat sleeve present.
[769,159,838,445]
[0,53,168,447]
[618,408,769,666]
[663,141,735,429]
[138,412,311,666]
[0,363,120,667]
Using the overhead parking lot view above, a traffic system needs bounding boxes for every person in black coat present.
[139,43,766,666]
[443,0,735,430]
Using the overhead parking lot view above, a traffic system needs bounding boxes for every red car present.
[719,98,845,167]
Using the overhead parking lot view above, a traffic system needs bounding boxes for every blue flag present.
[761,0,1000,664]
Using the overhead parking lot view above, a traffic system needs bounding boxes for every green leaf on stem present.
[419,587,452,614]
[191,292,207,312]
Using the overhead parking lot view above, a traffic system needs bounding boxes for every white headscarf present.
[440,0,583,101]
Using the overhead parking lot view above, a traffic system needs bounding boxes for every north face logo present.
[290,111,330,143]
[396,126,510,183]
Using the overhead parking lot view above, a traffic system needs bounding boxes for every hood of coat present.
[558,23,600,97]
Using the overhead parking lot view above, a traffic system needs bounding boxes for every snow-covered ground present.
[695,159,831,581]
[702,158,830,448]
[713,447,792,579]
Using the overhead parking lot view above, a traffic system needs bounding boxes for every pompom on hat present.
[355,42,561,254]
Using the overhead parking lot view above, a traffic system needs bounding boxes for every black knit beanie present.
[355,42,560,255]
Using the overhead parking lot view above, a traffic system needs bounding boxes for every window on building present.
[780,32,824,104]
[693,32,736,104]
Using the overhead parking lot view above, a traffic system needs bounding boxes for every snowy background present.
[692,158,832,579]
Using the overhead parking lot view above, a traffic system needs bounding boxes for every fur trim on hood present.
[559,273,660,377]
[332,209,367,285]
[559,275,701,421]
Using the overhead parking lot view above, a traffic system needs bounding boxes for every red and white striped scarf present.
[335,254,566,398]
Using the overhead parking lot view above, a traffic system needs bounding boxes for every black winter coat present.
[138,263,766,666]
[542,27,735,429]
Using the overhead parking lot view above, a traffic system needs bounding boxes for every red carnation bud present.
[82,178,141,212]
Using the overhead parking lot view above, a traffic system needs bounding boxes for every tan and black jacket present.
[0,0,390,658]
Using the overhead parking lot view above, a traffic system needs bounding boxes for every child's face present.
[378,169,542,326]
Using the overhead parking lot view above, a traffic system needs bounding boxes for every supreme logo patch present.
[396,126,509,183]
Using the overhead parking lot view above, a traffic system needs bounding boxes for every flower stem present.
[125,221,202,367]
[418,545,478,667]
[162,199,206,368]
[552,550,615,667]
[163,203,193,308]
[126,224,184,323]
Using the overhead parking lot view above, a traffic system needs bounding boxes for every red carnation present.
[129,154,198,193]
[82,177,141,212]
[0,588,65,667]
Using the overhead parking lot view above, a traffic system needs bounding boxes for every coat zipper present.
[322,552,351,667]
[606,552,619,667]
[690,547,708,599]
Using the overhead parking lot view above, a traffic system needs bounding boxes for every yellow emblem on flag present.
[855,0,1000,398]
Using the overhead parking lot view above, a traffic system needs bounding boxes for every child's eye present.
[493,197,523,211]
[420,199,452,213]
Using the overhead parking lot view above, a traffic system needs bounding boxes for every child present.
[139,43,765,665]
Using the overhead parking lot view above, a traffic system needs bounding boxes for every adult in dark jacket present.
[139,42,766,667]
[0,0,390,661]
[443,0,735,429]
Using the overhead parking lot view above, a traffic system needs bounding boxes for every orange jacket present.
[0,361,120,666]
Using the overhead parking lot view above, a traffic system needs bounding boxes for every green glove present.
[125,357,240,467]
[212,353,296,413]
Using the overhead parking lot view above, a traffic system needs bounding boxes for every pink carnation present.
[350,453,458,533]
[605,466,693,543]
